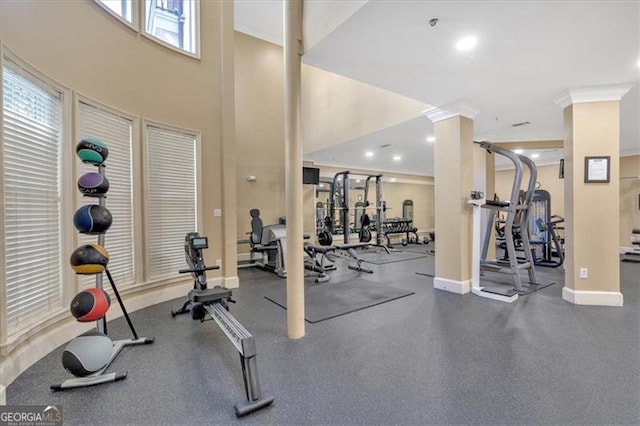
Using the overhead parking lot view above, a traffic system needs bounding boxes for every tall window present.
[76,99,136,289]
[95,0,135,26]
[144,123,198,281]
[2,62,65,337]
[144,0,199,56]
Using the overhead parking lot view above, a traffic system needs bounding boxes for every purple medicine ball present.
[78,172,109,197]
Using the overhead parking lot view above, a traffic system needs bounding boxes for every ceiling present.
[235,1,640,175]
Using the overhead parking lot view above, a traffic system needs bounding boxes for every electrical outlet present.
[216,259,222,268]
[214,209,222,217]
[579,268,588,279]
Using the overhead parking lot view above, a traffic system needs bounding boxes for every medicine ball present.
[70,243,109,274]
[76,137,109,166]
[62,331,113,377]
[73,204,112,234]
[77,172,109,197]
[70,288,111,322]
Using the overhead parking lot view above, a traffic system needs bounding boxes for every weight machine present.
[470,142,540,303]
[528,189,564,267]
[172,232,274,417]
[322,171,387,246]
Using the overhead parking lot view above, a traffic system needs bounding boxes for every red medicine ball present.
[70,288,111,322]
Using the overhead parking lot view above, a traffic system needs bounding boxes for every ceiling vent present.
[512,121,531,127]
[380,144,391,148]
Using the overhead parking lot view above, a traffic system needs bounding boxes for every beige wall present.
[301,64,430,154]
[496,155,639,247]
[234,32,285,250]
[1,0,226,268]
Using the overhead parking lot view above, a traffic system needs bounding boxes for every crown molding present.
[423,99,480,123]
[552,83,634,108]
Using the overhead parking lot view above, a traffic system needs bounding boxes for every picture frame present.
[584,156,610,183]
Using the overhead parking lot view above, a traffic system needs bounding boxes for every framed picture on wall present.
[584,156,610,183]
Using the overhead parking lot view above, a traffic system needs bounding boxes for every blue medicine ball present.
[73,205,112,234]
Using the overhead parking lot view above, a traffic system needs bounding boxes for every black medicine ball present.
[70,243,110,274]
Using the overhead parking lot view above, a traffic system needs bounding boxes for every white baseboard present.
[237,252,253,262]
[224,276,240,289]
[562,287,624,307]
[434,277,471,295]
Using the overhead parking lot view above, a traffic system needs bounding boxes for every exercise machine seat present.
[250,209,263,246]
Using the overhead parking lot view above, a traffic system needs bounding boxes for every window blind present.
[76,101,135,289]
[145,124,197,281]
[2,64,64,336]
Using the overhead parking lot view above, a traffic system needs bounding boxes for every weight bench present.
[304,242,376,283]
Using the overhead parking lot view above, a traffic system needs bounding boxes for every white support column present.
[553,84,632,306]
[220,0,239,289]
[284,0,305,339]
[424,100,479,295]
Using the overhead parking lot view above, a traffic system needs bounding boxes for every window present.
[76,99,136,289]
[95,0,136,27]
[144,0,199,56]
[144,123,198,281]
[2,61,65,337]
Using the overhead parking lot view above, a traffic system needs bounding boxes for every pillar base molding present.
[434,277,471,295]
[562,286,623,307]
[1,384,6,405]
[224,276,240,289]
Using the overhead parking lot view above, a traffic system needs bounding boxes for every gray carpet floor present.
[6,257,640,425]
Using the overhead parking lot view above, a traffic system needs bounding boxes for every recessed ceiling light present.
[514,149,524,154]
[365,151,374,158]
[426,136,436,143]
[318,183,324,188]
[390,178,397,183]
[356,179,361,183]
[531,153,540,159]
[393,155,402,161]
[456,36,477,51]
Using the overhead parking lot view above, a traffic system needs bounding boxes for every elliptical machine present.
[172,232,274,417]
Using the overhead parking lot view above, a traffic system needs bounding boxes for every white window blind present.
[2,64,64,336]
[145,124,197,281]
[76,101,135,289]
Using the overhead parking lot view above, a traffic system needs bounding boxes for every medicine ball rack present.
[52,142,153,390]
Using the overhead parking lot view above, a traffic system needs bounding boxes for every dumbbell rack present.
[52,152,153,390]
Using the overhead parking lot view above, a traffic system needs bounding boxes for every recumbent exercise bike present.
[172,232,274,417]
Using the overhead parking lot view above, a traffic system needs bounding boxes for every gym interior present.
[1,1,639,424]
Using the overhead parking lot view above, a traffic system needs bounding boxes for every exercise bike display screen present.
[191,237,208,250]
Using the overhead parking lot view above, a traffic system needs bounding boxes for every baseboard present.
[224,276,240,289]
[434,277,471,295]
[0,279,195,392]
[237,252,252,262]
[562,287,624,307]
